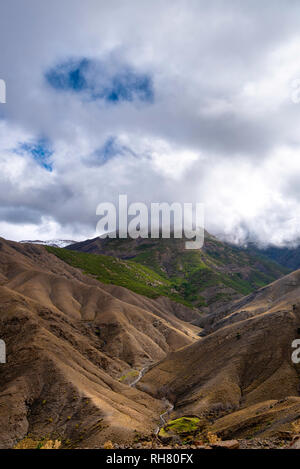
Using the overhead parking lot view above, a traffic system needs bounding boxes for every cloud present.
[1,1,300,244]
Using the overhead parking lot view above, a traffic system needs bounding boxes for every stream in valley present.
[129,365,174,435]
[154,399,174,435]
[129,365,150,387]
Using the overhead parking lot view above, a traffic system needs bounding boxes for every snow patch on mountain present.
[20,239,76,248]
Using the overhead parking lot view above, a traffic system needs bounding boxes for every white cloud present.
[1,1,300,245]
[152,147,199,180]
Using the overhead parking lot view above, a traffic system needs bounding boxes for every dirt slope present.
[0,238,199,448]
[140,270,300,439]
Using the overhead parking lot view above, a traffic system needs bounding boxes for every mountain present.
[246,242,300,271]
[2,236,300,448]
[64,233,289,313]
[20,239,77,248]
[0,238,200,448]
[139,269,300,441]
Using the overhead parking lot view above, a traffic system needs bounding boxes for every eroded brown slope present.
[140,270,300,438]
[0,286,166,448]
[0,238,199,366]
[0,238,199,448]
[198,268,300,333]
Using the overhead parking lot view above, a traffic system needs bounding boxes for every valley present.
[1,234,300,449]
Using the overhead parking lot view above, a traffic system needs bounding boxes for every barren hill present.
[0,238,200,448]
[2,236,300,448]
[139,270,300,440]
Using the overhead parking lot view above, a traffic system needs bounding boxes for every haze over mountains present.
[1,233,300,448]
[247,243,300,271]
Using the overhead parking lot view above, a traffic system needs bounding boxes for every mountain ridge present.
[64,233,289,313]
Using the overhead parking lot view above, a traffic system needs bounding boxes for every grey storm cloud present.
[1,0,300,244]
[0,206,43,225]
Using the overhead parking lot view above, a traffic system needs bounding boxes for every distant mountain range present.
[246,242,300,270]
[21,234,300,314]
[54,232,289,313]
[21,235,300,271]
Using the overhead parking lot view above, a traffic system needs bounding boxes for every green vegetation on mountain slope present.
[132,237,289,307]
[48,233,290,312]
[45,246,187,304]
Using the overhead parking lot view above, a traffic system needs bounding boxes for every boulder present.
[290,437,300,449]
[211,440,239,450]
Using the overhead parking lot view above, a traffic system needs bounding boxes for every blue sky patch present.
[16,139,53,171]
[45,57,154,103]
[45,58,89,92]
[87,136,136,167]
[96,136,120,163]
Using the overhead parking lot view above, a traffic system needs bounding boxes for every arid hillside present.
[2,236,300,449]
[0,238,200,448]
[140,270,300,440]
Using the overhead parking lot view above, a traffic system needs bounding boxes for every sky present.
[1,0,300,245]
